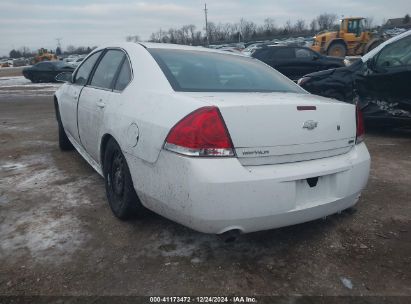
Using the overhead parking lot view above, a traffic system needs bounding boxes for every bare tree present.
[310,19,318,33]
[19,46,31,57]
[284,20,293,34]
[263,17,277,35]
[294,19,306,33]
[239,18,257,41]
[316,13,338,31]
[187,24,196,43]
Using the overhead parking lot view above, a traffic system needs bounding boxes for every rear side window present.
[74,51,102,86]
[90,50,125,89]
[114,59,132,91]
[252,48,271,61]
[149,49,304,93]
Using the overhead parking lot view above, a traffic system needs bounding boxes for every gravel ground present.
[0,73,410,297]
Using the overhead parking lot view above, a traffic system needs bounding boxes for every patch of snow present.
[0,76,60,88]
[1,125,33,131]
[340,277,353,289]
[190,257,202,264]
[0,76,61,97]
[0,162,27,171]
[0,154,96,263]
[0,194,9,205]
[0,76,31,86]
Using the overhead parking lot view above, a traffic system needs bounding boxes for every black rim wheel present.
[108,151,125,199]
[104,139,146,219]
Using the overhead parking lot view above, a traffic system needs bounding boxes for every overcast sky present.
[1,0,410,56]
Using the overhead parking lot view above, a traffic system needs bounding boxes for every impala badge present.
[303,120,318,130]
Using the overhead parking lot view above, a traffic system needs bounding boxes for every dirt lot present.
[0,71,410,297]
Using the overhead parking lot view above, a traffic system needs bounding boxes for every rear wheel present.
[103,139,145,220]
[327,42,347,57]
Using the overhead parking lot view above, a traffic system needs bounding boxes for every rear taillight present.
[164,106,235,157]
[356,105,365,144]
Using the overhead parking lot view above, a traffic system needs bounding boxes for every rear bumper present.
[127,143,370,234]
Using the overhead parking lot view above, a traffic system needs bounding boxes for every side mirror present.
[55,72,73,83]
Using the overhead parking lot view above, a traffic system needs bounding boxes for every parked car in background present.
[252,45,345,81]
[298,30,411,127]
[241,43,266,56]
[23,61,74,83]
[54,43,370,235]
[219,47,242,54]
[69,57,85,68]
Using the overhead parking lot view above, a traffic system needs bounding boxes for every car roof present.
[138,42,247,57]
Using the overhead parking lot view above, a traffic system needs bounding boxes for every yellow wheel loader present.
[311,17,384,57]
[34,48,57,63]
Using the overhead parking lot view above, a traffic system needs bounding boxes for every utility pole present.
[204,3,209,47]
[55,38,62,55]
[56,38,62,51]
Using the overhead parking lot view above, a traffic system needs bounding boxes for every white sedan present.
[54,43,370,235]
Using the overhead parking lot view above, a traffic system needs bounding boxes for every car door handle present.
[96,100,106,108]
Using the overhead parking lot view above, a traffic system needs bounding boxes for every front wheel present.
[103,139,146,220]
[327,43,347,57]
[58,122,74,151]
[56,105,74,151]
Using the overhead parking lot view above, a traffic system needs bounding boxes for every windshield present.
[149,48,305,93]
[362,30,411,63]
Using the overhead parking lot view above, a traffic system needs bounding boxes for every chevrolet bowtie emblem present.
[303,120,318,130]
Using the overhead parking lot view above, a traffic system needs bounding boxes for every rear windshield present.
[148,48,305,93]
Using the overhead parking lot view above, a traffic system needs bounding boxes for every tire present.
[103,139,145,220]
[327,42,347,57]
[58,122,74,150]
[56,105,74,151]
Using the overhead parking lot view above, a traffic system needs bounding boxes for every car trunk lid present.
[179,92,356,165]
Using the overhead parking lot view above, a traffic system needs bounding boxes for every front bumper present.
[127,143,370,234]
